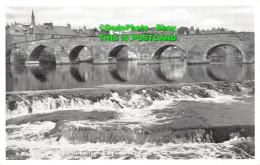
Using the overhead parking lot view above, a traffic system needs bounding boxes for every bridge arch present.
[69,45,94,62]
[29,45,56,63]
[108,45,138,60]
[153,45,186,60]
[206,44,243,63]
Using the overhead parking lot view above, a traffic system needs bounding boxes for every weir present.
[5,79,255,159]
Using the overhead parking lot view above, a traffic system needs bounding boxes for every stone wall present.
[10,32,254,64]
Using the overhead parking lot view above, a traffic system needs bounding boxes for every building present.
[6,10,78,42]
[78,26,99,37]
[7,22,29,36]
[189,26,196,35]
[26,22,78,40]
[199,27,235,34]
[7,22,31,42]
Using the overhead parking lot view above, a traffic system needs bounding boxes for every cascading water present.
[6,81,255,159]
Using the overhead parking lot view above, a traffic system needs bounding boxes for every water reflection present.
[109,69,127,82]
[206,63,246,81]
[158,59,187,82]
[13,65,29,75]
[186,65,209,82]
[29,63,56,82]
[6,65,29,91]
[208,45,242,63]
[6,59,254,91]
[108,62,128,82]
[70,65,86,82]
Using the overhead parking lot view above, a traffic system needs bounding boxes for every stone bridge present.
[10,33,255,64]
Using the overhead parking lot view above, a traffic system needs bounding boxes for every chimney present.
[29,25,34,33]
[67,23,71,29]
[43,23,53,29]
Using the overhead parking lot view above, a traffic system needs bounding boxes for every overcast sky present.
[5,6,254,32]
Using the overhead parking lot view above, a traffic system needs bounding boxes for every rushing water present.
[6,49,255,159]
[6,81,255,159]
[6,59,254,92]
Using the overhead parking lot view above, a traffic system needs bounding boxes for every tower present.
[31,10,35,25]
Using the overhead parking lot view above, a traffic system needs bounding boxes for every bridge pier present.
[8,33,254,65]
[55,47,70,64]
[187,45,210,65]
[10,48,28,64]
[92,45,112,64]
[241,43,255,64]
[242,52,254,64]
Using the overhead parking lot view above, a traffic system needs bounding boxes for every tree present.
[6,30,13,56]
[177,27,189,35]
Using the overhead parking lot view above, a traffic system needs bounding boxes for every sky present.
[5,6,254,32]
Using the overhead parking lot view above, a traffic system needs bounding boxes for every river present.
[6,53,255,159]
[6,59,254,92]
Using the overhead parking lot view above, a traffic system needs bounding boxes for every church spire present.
[31,10,35,25]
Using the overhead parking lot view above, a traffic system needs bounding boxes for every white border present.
[1,0,259,165]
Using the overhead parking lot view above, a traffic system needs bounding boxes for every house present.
[25,22,78,40]
[8,22,29,36]
[95,30,110,36]
[189,26,196,35]
[199,27,235,34]
[78,26,98,37]
[6,22,30,42]
[7,10,78,41]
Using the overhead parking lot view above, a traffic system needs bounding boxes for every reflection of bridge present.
[10,33,254,64]
[7,61,253,92]
[107,61,250,83]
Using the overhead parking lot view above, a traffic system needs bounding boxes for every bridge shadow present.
[69,64,86,82]
[205,45,246,81]
[206,63,245,81]
[108,62,128,82]
[153,68,176,83]
[6,64,29,91]
[109,45,138,60]
[109,69,127,82]
[153,45,186,60]
[206,44,243,63]
[29,45,56,63]
[206,66,226,81]
[154,58,187,83]
[107,59,188,84]
[29,63,56,82]
[69,45,94,63]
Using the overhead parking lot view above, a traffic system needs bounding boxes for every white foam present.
[6,137,254,160]
[6,121,56,140]
[6,86,246,120]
